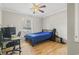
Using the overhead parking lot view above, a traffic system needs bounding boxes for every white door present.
[75,4,79,42]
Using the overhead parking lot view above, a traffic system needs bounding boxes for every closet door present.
[32,18,42,33]
[75,4,79,42]
[0,8,2,28]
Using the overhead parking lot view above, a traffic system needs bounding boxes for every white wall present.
[2,11,42,35]
[2,11,24,34]
[2,9,67,40]
[43,10,67,40]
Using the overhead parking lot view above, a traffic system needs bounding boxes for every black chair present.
[17,31,21,37]
[0,31,3,55]
[0,31,21,55]
[5,31,21,55]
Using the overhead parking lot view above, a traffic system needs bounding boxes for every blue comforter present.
[24,32,54,45]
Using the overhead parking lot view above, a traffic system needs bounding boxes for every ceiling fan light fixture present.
[31,3,46,14]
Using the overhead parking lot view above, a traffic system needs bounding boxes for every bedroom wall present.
[43,9,67,40]
[2,11,24,34]
[2,10,42,35]
[2,8,67,40]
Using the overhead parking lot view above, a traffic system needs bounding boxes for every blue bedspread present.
[24,32,54,45]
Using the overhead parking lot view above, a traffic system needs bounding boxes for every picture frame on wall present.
[23,20,31,30]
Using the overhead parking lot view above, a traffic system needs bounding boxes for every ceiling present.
[1,3,67,18]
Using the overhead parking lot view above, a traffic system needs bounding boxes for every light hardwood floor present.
[20,40,67,55]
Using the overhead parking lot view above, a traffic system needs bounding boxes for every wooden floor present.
[20,40,67,55]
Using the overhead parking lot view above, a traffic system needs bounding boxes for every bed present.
[24,31,55,46]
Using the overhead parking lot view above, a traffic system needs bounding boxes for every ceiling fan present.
[31,3,46,14]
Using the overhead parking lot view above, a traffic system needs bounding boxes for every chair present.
[5,31,21,55]
[0,31,3,55]
[0,38,2,55]
[0,31,21,55]
[17,31,21,37]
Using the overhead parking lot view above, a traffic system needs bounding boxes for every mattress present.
[24,32,54,45]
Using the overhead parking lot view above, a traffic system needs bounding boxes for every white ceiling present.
[1,3,67,18]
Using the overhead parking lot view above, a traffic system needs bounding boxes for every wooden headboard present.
[42,28,56,33]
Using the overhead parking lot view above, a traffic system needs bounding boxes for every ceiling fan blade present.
[39,5,46,8]
[39,9,44,13]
